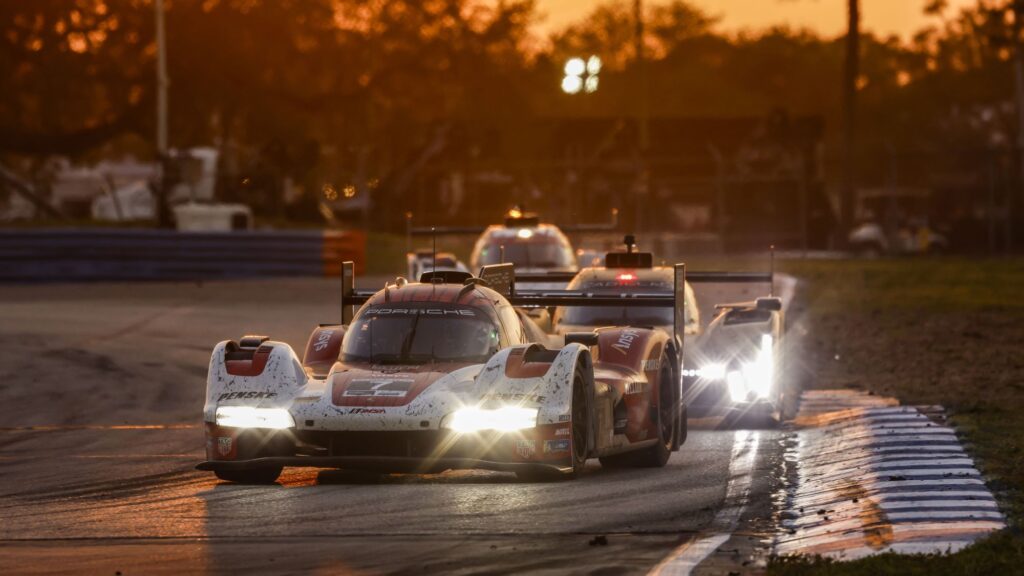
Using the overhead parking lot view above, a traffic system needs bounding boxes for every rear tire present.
[214,467,282,484]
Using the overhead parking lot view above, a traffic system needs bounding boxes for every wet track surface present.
[0,279,787,574]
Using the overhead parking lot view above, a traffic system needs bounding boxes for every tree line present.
[0,0,1019,227]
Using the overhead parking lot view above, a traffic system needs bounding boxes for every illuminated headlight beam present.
[447,406,539,433]
[215,406,295,429]
[725,334,775,404]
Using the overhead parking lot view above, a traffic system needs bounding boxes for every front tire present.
[600,351,674,468]
[214,467,282,484]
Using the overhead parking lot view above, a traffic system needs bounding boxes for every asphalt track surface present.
[0,278,788,575]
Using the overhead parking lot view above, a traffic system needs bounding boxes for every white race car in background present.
[685,296,785,424]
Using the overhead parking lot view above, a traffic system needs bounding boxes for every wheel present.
[517,363,589,482]
[214,466,282,484]
[599,351,674,468]
[678,403,688,446]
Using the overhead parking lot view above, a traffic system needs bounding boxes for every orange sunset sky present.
[535,0,977,39]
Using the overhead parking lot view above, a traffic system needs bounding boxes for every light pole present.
[840,0,859,246]
[156,0,168,155]
[634,0,649,234]
[155,0,171,227]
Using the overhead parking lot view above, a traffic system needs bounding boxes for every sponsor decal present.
[625,381,644,395]
[313,329,335,352]
[217,391,277,401]
[483,392,547,404]
[217,436,233,457]
[558,414,571,423]
[515,439,536,459]
[344,379,414,398]
[585,281,671,289]
[555,426,571,436]
[642,358,661,371]
[544,439,571,454]
[611,329,642,355]
[364,308,475,316]
[348,408,386,414]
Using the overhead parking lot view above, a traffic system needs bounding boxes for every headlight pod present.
[215,406,295,429]
[446,406,539,433]
[683,363,726,380]
[726,334,774,403]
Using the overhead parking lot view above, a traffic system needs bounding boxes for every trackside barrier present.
[0,229,366,282]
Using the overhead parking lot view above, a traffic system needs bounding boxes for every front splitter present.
[196,455,570,476]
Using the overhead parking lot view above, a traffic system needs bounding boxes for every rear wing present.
[514,270,773,285]
[496,263,687,356]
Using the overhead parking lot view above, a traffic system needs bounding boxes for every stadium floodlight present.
[561,74,583,94]
[562,55,601,95]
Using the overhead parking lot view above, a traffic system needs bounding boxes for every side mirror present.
[755,297,782,312]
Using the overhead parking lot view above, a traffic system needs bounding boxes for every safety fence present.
[0,229,366,282]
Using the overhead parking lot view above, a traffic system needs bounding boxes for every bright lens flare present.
[448,406,539,433]
[726,370,747,403]
[725,334,775,404]
[215,406,294,429]
[516,228,534,239]
[564,57,585,76]
[561,75,583,94]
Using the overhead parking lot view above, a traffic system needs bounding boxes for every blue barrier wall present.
[0,229,366,282]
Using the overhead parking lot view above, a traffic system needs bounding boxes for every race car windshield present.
[342,306,500,364]
[476,240,574,269]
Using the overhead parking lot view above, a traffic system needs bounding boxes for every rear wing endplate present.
[340,261,374,324]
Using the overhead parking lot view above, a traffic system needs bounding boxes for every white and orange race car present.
[197,262,688,483]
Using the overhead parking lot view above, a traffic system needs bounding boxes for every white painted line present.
[649,430,760,575]
[647,534,731,576]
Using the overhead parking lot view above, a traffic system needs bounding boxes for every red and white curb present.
[774,390,1005,560]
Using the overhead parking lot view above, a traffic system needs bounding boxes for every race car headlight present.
[215,406,294,429]
[726,335,775,403]
[683,363,726,380]
[447,406,539,433]
[726,370,749,403]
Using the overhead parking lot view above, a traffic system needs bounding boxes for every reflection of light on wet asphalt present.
[0,424,199,432]
[648,430,761,575]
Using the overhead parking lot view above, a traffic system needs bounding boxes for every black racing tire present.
[678,403,688,446]
[214,466,282,484]
[599,351,674,469]
[517,363,589,482]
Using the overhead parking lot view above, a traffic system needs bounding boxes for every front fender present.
[203,340,309,423]
[472,343,591,426]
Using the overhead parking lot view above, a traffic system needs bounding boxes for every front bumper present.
[196,455,569,475]
[202,423,573,474]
